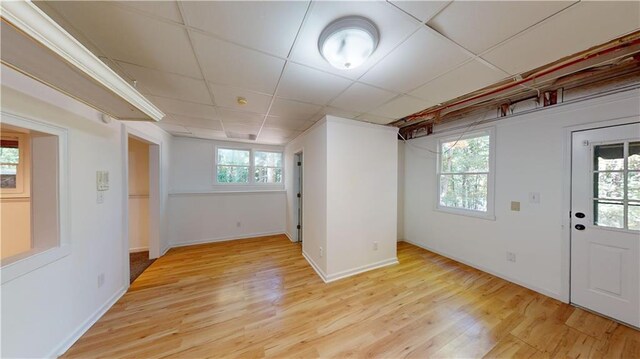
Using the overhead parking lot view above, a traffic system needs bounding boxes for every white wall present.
[0,66,172,357]
[402,88,640,301]
[128,137,149,252]
[169,137,286,246]
[285,121,328,273]
[326,117,398,279]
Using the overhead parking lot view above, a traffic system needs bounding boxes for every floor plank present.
[62,235,640,358]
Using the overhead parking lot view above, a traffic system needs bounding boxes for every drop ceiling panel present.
[356,113,396,125]
[428,1,575,54]
[277,63,352,105]
[117,1,183,23]
[192,32,285,94]
[269,98,322,120]
[117,62,212,105]
[330,83,397,114]
[259,128,302,145]
[210,84,272,114]
[322,106,362,120]
[389,1,451,22]
[157,122,191,135]
[42,1,201,78]
[483,1,640,75]
[181,1,309,58]
[223,122,261,135]
[369,95,434,119]
[410,59,508,103]
[186,127,228,140]
[361,28,471,93]
[217,108,265,125]
[163,114,223,131]
[148,95,216,119]
[263,116,313,131]
[289,1,419,79]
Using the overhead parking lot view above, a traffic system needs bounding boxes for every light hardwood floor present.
[63,235,640,358]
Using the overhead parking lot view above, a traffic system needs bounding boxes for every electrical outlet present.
[373,241,379,251]
[97,273,105,288]
[506,252,516,262]
[319,247,323,257]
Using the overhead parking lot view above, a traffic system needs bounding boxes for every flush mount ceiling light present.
[318,16,379,70]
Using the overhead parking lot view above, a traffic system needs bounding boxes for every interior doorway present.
[570,122,640,328]
[127,135,160,283]
[294,151,303,244]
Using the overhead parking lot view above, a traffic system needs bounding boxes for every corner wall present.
[402,88,640,301]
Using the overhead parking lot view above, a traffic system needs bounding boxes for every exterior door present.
[571,122,640,327]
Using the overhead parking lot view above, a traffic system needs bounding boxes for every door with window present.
[571,122,640,327]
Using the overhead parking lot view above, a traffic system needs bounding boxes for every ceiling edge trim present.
[1,1,165,122]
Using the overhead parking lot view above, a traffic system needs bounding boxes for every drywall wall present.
[285,120,328,274]
[325,117,398,279]
[402,88,640,301]
[128,137,149,252]
[168,137,286,246]
[0,65,172,357]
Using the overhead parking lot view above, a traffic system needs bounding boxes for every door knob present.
[575,224,585,230]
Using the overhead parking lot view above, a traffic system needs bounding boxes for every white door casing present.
[570,122,640,327]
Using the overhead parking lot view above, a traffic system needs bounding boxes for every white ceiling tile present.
[117,1,183,23]
[43,1,201,77]
[330,83,397,114]
[389,1,451,22]
[483,1,640,75]
[289,1,419,79]
[186,127,228,140]
[277,63,352,105]
[223,122,261,135]
[369,95,434,119]
[323,106,362,120]
[210,84,272,114]
[163,114,223,131]
[181,1,309,58]
[217,108,265,125]
[263,117,313,131]
[361,28,471,93]
[156,122,191,135]
[117,62,212,105]
[259,128,302,145]
[410,60,508,103]
[192,32,285,94]
[148,96,216,119]
[269,98,322,120]
[428,1,575,54]
[356,113,396,125]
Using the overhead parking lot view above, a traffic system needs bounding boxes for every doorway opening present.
[570,122,639,328]
[294,151,303,244]
[127,135,159,283]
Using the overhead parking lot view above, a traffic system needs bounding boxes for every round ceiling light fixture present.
[318,16,379,70]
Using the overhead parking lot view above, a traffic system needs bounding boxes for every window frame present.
[435,128,496,220]
[0,133,27,195]
[214,146,284,186]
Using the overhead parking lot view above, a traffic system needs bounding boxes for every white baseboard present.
[402,239,564,302]
[170,231,285,248]
[284,232,298,243]
[51,286,127,358]
[302,251,399,283]
[129,247,148,253]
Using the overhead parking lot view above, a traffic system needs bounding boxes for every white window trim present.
[0,112,70,284]
[435,127,496,220]
[214,146,284,186]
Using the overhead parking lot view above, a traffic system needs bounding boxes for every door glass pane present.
[594,200,624,228]
[629,203,640,231]
[594,143,623,171]
[594,172,624,199]
[628,172,640,201]
[439,174,488,211]
[629,142,640,170]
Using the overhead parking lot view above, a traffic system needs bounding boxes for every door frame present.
[121,124,162,288]
[561,116,640,303]
[294,151,303,243]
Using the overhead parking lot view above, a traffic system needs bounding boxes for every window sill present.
[1,244,71,284]
[434,206,496,221]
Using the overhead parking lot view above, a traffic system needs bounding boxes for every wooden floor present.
[64,235,640,358]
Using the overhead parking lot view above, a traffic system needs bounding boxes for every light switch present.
[511,201,520,211]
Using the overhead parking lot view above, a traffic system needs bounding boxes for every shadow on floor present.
[130,251,156,284]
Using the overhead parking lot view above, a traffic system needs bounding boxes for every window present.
[593,141,640,230]
[255,151,283,183]
[217,148,250,183]
[215,147,283,185]
[437,130,494,217]
[1,136,24,193]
